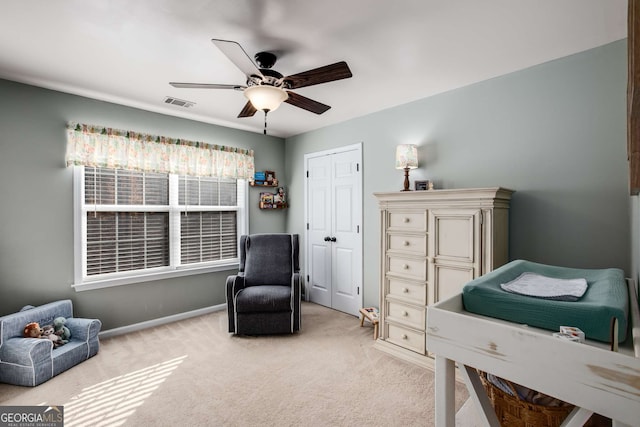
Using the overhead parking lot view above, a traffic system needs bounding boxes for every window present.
[73,166,247,291]
[178,176,239,265]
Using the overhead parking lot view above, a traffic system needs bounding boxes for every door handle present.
[330,237,337,242]
[324,236,331,242]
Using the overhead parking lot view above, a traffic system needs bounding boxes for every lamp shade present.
[395,144,418,169]
[244,85,289,112]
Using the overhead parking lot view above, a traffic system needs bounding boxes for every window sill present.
[72,262,239,292]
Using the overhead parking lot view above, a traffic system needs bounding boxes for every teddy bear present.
[53,316,71,343]
[41,324,64,348]
[23,322,43,338]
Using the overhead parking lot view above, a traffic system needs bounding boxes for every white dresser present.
[373,187,513,368]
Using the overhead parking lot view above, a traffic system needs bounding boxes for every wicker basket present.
[479,371,575,427]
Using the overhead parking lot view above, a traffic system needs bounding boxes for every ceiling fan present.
[170,39,353,134]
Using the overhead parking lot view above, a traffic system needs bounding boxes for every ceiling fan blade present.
[170,82,245,90]
[238,101,258,118]
[284,61,352,89]
[285,91,331,114]
[212,39,263,78]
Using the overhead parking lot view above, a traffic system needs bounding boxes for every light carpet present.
[0,302,468,426]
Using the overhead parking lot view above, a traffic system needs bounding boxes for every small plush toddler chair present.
[0,299,101,386]
[226,234,301,335]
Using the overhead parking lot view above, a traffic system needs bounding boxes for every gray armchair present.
[226,234,301,335]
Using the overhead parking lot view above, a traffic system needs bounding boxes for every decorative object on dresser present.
[395,144,418,191]
[373,187,513,368]
[415,180,429,191]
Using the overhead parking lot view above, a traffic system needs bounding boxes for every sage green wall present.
[0,79,286,329]
[285,40,629,309]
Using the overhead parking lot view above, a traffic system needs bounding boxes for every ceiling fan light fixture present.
[244,85,288,112]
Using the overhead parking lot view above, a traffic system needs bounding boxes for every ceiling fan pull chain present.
[264,110,268,135]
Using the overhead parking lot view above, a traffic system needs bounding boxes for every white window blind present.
[74,166,247,290]
[178,176,238,265]
[86,212,170,276]
[85,168,170,276]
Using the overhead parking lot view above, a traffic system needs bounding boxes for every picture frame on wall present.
[415,180,429,191]
[274,187,286,203]
[260,192,274,203]
[265,170,276,184]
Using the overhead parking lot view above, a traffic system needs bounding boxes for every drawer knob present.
[402,264,409,270]
[403,241,410,246]
[403,217,410,223]
[401,334,408,340]
[402,311,408,317]
[402,287,409,293]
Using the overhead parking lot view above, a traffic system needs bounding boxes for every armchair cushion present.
[243,234,295,286]
[235,285,293,313]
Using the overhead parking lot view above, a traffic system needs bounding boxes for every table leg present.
[459,365,500,426]
[435,355,456,427]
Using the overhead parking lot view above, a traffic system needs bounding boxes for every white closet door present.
[307,154,333,308]
[306,144,362,316]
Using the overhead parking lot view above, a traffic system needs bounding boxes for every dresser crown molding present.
[374,187,513,207]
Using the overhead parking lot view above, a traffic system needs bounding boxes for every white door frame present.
[304,142,363,312]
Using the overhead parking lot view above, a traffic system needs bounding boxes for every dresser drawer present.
[388,256,427,281]
[388,278,427,305]
[388,211,427,232]
[386,300,425,330]
[386,323,425,354]
[388,234,427,256]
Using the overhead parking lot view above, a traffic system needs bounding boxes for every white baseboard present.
[99,304,226,339]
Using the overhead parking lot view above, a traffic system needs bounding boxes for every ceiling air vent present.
[163,96,196,108]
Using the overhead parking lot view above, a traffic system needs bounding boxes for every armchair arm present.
[226,274,246,333]
[0,337,52,366]
[292,272,301,331]
[293,272,301,291]
[65,318,102,342]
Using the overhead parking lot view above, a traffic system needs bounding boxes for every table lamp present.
[395,144,418,191]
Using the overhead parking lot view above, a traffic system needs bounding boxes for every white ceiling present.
[0,0,628,138]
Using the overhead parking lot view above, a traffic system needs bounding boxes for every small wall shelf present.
[253,170,287,210]
[259,202,288,210]
[250,181,278,187]
[250,170,278,187]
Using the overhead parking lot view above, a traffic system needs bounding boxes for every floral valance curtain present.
[65,122,255,179]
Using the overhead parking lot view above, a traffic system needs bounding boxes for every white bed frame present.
[427,279,640,427]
